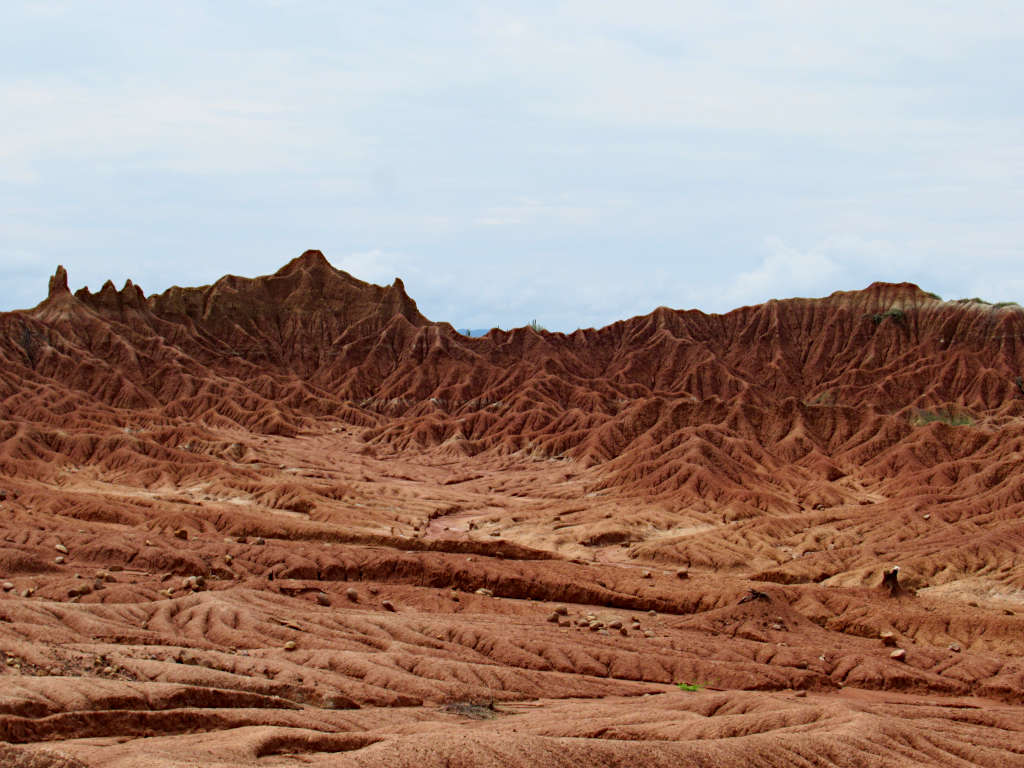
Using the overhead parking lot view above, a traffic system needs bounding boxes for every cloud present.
[0,1,1021,323]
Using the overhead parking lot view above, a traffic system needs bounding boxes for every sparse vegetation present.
[676,682,703,692]
[528,319,546,332]
[925,291,942,300]
[909,408,974,427]
[871,308,906,326]
[807,390,835,406]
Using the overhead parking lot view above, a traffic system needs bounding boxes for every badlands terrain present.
[0,250,1023,767]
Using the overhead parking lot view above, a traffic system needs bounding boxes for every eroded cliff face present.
[1,253,1022,768]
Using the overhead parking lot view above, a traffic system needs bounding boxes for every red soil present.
[1,251,1023,766]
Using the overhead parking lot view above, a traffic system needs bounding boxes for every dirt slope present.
[1,252,1022,767]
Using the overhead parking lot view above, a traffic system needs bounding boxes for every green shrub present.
[909,408,973,427]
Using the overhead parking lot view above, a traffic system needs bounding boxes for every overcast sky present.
[2,1,1022,330]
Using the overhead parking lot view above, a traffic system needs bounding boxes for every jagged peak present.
[48,265,70,298]
[273,249,335,277]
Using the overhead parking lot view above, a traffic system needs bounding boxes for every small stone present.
[794,690,807,698]
[948,643,961,653]
[771,623,784,631]
[890,648,907,662]
[224,554,233,564]
[103,666,114,675]
[576,618,589,627]
[254,537,266,545]
[1,582,13,591]
[55,556,65,564]
[345,588,359,602]
[554,605,568,616]
[647,610,657,617]
[880,631,897,647]
[631,622,641,630]
[381,599,396,612]
[588,621,601,631]
[368,586,379,595]
[173,529,188,540]
[558,619,570,628]
[474,588,493,597]
[55,544,68,554]
[676,569,689,580]
[619,627,628,636]
[315,593,331,606]
[641,570,652,579]
[922,514,930,520]
[284,640,297,651]
[643,630,655,638]
[108,565,123,572]
[547,612,560,623]
[608,620,622,629]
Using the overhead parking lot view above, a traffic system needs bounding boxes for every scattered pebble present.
[641,570,652,579]
[608,620,622,629]
[643,630,655,638]
[554,605,568,616]
[55,556,65,564]
[345,588,359,602]
[547,612,560,623]
[1,582,13,591]
[890,648,907,662]
[880,631,897,647]
[948,643,961,653]
[316,593,331,606]
[224,554,233,564]
[173,529,188,540]
[381,599,396,612]
[55,544,69,554]
[647,610,657,617]
[284,640,297,651]
[254,537,266,546]
[676,569,689,580]
[475,588,493,597]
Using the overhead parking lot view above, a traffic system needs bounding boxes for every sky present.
[2,1,1023,331]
